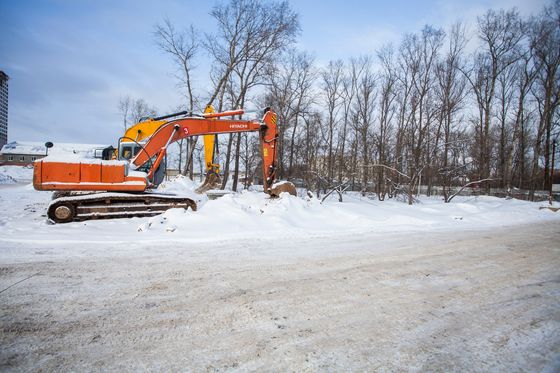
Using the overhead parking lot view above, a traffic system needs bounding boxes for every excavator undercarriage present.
[47,192,197,223]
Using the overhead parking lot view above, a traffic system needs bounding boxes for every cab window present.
[121,146,133,160]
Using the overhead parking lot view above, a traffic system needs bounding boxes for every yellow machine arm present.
[203,105,220,175]
[123,118,167,143]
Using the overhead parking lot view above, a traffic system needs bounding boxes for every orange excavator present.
[33,108,278,223]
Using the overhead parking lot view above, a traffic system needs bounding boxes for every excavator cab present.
[118,141,142,160]
[117,140,167,187]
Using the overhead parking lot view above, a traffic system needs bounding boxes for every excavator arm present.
[196,105,221,193]
[202,105,219,174]
[130,108,278,192]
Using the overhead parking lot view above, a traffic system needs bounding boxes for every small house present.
[0,141,110,166]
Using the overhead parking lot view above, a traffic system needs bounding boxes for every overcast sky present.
[0,0,549,145]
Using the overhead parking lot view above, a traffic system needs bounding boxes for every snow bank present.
[156,175,207,204]
[0,176,558,246]
[0,165,34,183]
[135,189,560,242]
[0,173,16,184]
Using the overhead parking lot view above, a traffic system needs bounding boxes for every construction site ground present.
[1,221,559,372]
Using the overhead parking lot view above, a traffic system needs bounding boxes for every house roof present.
[0,141,110,157]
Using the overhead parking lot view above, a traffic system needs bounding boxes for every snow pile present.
[137,191,323,238]
[0,176,558,245]
[0,166,34,183]
[156,175,208,205]
[0,173,16,184]
[133,180,560,242]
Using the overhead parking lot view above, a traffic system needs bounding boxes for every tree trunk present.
[232,133,241,192]
[220,134,234,190]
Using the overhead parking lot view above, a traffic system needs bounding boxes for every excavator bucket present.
[195,168,221,194]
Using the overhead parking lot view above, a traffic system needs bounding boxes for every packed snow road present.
[1,221,559,372]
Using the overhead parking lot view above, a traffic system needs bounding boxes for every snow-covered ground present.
[0,165,33,184]
[1,172,559,251]
[1,167,559,371]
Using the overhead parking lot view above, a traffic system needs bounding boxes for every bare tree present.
[118,96,132,132]
[265,51,316,182]
[509,42,537,191]
[495,56,518,188]
[117,96,157,129]
[266,53,298,178]
[148,1,559,202]
[396,26,445,204]
[338,60,362,185]
[154,18,200,178]
[376,45,398,200]
[286,51,316,178]
[464,9,524,184]
[530,1,560,195]
[128,98,157,124]
[435,23,468,201]
[351,56,377,194]
[204,0,300,108]
[321,59,343,182]
[154,18,199,111]
[204,0,300,191]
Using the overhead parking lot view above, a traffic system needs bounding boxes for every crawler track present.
[47,192,197,223]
